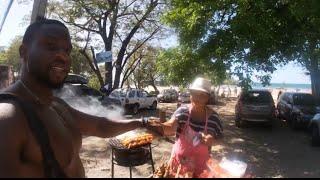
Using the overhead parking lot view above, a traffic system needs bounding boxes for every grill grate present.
[109,138,127,150]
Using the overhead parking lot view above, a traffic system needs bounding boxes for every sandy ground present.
[81,97,320,178]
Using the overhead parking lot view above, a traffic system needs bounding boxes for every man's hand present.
[200,132,214,147]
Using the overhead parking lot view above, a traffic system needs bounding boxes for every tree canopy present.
[48,0,167,94]
[163,0,320,97]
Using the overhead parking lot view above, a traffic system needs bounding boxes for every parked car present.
[309,113,320,146]
[277,92,318,129]
[109,88,158,114]
[178,91,191,103]
[157,89,178,102]
[235,90,276,127]
[54,74,121,108]
[177,89,216,108]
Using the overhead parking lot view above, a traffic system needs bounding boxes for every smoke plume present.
[54,84,125,121]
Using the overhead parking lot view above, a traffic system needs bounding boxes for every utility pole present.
[0,0,14,34]
[30,0,48,23]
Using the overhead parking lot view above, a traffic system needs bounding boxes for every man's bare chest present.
[22,104,82,169]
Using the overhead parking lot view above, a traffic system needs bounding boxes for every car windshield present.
[162,89,176,94]
[241,91,272,103]
[293,94,315,106]
[110,89,127,98]
[181,92,190,96]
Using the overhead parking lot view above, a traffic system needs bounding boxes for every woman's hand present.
[200,132,214,147]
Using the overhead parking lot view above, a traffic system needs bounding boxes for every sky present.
[0,0,311,85]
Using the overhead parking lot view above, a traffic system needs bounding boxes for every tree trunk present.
[310,70,320,103]
[80,50,104,87]
[310,57,320,103]
[150,79,159,93]
[105,62,113,94]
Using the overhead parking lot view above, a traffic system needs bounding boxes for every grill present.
[109,138,155,178]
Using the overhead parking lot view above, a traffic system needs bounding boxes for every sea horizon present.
[252,82,311,90]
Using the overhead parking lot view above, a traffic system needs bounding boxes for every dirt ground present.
[81,98,320,178]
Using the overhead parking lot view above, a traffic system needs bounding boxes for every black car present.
[54,74,121,108]
[277,92,318,129]
[235,90,276,128]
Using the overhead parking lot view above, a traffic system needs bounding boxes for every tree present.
[163,0,320,98]
[69,43,93,75]
[125,45,161,91]
[48,0,166,94]
[156,46,227,87]
[0,36,22,73]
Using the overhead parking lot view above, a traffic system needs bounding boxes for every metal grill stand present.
[109,139,155,178]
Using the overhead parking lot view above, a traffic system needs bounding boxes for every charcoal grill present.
[108,138,155,178]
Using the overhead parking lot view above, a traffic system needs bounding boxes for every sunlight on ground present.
[233,149,243,153]
[230,138,245,144]
[272,174,284,178]
[211,144,225,152]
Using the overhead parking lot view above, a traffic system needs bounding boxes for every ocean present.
[252,82,311,90]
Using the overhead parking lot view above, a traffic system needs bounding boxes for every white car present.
[109,88,158,114]
[309,113,320,146]
[157,89,178,102]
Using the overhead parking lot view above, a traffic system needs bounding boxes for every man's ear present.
[19,44,27,61]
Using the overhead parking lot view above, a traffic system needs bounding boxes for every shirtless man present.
[0,19,147,177]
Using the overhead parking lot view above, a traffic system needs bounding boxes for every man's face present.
[26,24,72,89]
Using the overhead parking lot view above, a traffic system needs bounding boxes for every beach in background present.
[145,83,312,103]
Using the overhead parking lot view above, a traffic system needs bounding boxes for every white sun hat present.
[189,77,212,94]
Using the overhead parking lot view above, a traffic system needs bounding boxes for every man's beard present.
[37,73,66,89]
[28,62,66,90]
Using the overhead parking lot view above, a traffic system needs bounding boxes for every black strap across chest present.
[0,93,67,178]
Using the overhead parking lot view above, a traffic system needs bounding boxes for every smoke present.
[54,84,125,121]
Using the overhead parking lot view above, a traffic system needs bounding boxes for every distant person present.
[0,19,150,178]
[227,87,231,97]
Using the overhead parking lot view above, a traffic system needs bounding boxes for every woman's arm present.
[161,117,179,136]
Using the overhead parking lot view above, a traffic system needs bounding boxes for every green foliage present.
[125,45,161,90]
[0,51,6,64]
[0,36,22,72]
[163,0,320,91]
[156,46,227,87]
[88,75,100,90]
[69,43,92,75]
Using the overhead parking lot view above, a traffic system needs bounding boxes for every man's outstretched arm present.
[72,107,143,138]
[56,99,144,138]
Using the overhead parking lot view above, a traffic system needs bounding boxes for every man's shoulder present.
[0,99,28,141]
[0,99,26,125]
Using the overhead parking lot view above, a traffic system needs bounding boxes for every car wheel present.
[132,104,139,115]
[311,125,320,146]
[150,101,157,110]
